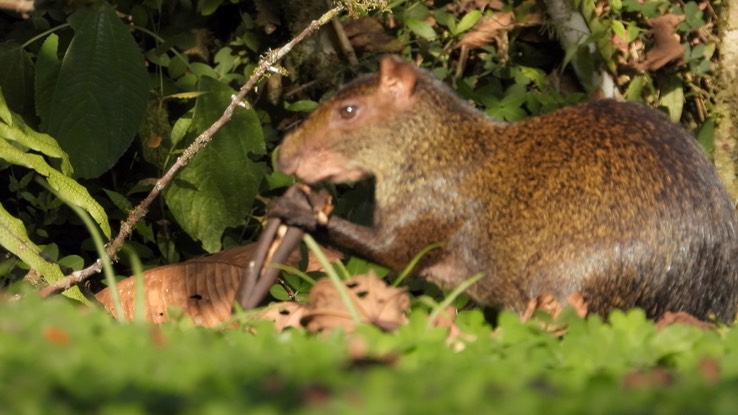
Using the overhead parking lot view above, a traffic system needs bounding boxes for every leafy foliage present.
[0,0,724,294]
[2,295,738,413]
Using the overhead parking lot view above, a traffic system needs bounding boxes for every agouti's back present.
[276,55,738,321]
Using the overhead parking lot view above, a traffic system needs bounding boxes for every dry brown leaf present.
[342,17,404,53]
[95,244,342,326]
[258,301,309,331]
[458,12,516,49]
[623,367,673,389]
[520,292,588,336]
[655,311,715,331]
[430,306,477,352]
[634,14,686,71]
[301,272,410,334]
[698,357,720,384]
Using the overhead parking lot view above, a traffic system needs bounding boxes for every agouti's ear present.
[378,55,418,103]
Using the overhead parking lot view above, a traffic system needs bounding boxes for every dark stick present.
[241,226,305,309]
[234,219,281,309]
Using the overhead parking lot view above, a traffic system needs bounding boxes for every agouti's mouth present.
[279,148,366,184]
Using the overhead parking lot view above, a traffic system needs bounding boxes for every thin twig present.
[327,0,358,66]
[41,5,345,298]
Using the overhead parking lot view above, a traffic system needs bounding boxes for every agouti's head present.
[278,55,424,184]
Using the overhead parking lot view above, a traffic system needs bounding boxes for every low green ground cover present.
[2,294,738,414]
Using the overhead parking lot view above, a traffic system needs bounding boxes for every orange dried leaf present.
[302,272,410,334]
[95,244,341,327]
[258,301,309,331]
[43,327,70,346]
[655,311,715,330]
[458,12,515,49]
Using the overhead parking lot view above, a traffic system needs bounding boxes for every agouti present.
[272,55,738,322]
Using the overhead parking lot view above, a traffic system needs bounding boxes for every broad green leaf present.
[0,139,111,239]
[170,116,192,147]
[45,6,148,179]
[164,76,265,253]
[696,117,714,155]
[0,201,86,302]
[434,10,456,32]
[0,87,11,126]
[0,42,34,116]
[198,0,223,16]
[0,113,73,175]
[406,18,437,41]
[35,34,62,125]
[455,10,481,35]
[624,74,645,101]
[659,77,684,123]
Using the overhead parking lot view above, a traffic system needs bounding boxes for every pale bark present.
[715,2,738,202]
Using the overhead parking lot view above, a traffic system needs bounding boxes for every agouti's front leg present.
[268,185,384,260]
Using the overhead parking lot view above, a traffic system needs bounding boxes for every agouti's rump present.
[273,55,738,321]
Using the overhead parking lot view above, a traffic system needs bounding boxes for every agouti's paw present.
[267,184,333,231]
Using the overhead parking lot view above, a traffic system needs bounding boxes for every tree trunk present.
[715,1,738,202]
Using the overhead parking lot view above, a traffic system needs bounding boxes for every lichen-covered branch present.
[40,4,349,298]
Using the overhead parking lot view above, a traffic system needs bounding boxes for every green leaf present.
[406,18,437,41]
[0,42,34,116]
[696,118,714,155]
[624,74,646,101]
[45,6,149,179]
[103,188,133,211]
[284,100,318,112]
[611,20,626,41]
[454,10,481,35]
[0,201,86,302]
[0,139,111,239]
[659,77,684,123]
[0,113,73,175]
[35,34,62,125]
[0,87,11,126]
[164,77,265,253]
[198,0,223,16]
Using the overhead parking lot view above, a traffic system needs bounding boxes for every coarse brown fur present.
[274,55,738,321]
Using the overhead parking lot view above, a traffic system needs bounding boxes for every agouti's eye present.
[339,105,358,119]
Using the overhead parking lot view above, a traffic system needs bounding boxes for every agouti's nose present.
[276,146,297,175]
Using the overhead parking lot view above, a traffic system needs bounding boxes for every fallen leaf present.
[698,357,720,384]
[95,243,341,326]
[258,301,309,331]
[430,306,477,352]
[301,272,410,334]
[623,367,673,389]
[520,292,588,336]
[43,326,70,346]
[343,17,404,53]
[634,14,686,71]
[458,12,516,49]
[655,311,715,331]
